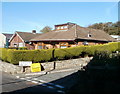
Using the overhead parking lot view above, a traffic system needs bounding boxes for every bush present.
[7,49,53,64]
[0,42,119,65]
[0,48,2,60]
[89,52,120,66]
[0,48,8,62]
[18,47,28,50]
[54,46,85,60]
[8,47,18,49]
[33,49,53,62]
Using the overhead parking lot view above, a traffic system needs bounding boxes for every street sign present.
[19,61,32,66]
[30,63,41,72]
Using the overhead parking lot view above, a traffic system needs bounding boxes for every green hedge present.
[0,42,119,64]
[0,48,8,62]
[18,47,28,50]
[6,49,53,64]
[88,52,120,66]
[54,46,85,60]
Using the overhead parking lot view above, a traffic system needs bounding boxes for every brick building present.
[9,30,41,50]
[30,22,116,49]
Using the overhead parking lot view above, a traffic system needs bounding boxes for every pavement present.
[0,67,81,94]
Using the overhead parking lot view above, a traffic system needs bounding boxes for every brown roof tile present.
[16,31,41,42]
[2,33,13,40]
[30,24,116,42]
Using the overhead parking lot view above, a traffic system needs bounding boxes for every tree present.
[88,21,120,35]
[40,26,52,33]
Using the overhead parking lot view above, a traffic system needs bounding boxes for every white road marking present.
[26,79,32,82]
[55,85,64,89]
[20,78,25,80]
[19,77,65,91]
[38,82,43,85]
[41,84,47,87]
[57,90,65,94]
[31,81,39,84]
[47,86,55,89]
[26,77,31,79]
[16,76,19,78]
[47,83,54,85]
[33,78,38,80]
[39,80,46,83]
[47,83,65,89]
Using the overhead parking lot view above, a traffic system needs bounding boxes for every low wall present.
[0,57,93,74]
[0,60,23,74]
[41,57,93,71]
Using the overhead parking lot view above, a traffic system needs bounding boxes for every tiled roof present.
[76,25,116,41]
[30,24,116,42]
[2,33,13,40]
[16,32,41,42]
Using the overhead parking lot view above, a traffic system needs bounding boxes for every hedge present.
[0,48,8,62]
[88,52,120,66]
[18,47,28,50]
[6,49,53,64]
[0,42,119,64]
[54,46,85,60]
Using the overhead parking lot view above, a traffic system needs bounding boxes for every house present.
[0,33,13,48]
[110,35,120,42]
[9,30,41,49]
[30,22,116,49]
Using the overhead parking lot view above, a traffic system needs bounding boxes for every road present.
[0,68,80,94]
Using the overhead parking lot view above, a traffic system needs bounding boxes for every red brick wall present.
[10,34,24,47]
[88,42,96,45]
[25,43,35,50]
[10,34,35,50]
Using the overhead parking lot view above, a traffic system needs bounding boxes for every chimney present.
[32,30,36,34]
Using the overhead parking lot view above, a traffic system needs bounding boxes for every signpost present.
[19,61,32,66]
[19,61,32,72]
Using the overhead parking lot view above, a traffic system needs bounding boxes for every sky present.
[1,2,118,33]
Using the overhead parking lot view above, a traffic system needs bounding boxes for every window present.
[83,41,88,46]
[60,46,67,48]
[88,34,92,37]
[57,27,61,29]
[38,45,42,49]
[38,42,44,49]
[14,43,17,47]
[61,26,64,29]
[64,26,68,28]
[60,42,68,48]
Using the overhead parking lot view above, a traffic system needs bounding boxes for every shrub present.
[0,42,119,65]
[18,47,28,50]
[8,47,18,49]
[33,49,53,62]
[54,46,85,60]
[0,48,8,62]
[107,42,119,52]
[89,52,120,66]
[7,49,53,64]
[0,48,2,60]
